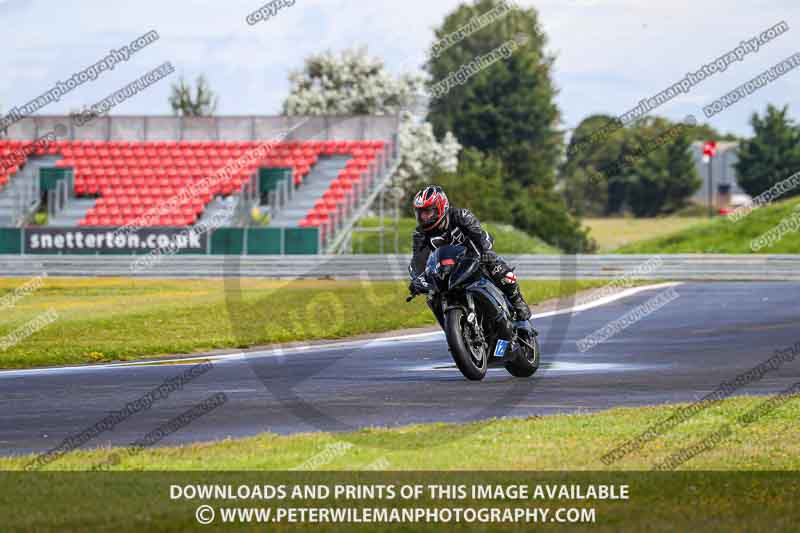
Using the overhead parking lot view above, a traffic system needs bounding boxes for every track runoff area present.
[3,277,800,530]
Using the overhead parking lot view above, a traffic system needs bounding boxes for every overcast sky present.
[1,0,798,137]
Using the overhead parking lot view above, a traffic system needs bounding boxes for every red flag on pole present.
[702,140,717,163]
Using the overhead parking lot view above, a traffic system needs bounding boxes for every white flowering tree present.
[396,111,460,192]
[283,47,461,195]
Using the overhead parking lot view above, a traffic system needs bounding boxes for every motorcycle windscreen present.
[425,245,466,276]
[426,245,465,267]
[448,255,479,290]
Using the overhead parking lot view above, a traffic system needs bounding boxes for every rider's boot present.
[506,284,532,322]
[488,257,533,323]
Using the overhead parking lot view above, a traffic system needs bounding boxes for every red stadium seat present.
[1,137,387,227]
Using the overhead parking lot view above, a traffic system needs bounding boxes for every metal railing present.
[3,254,799,280]
[10,174,40,227]
[267,175,292,222]
[233,172,261,226]
[46,172,74,222]
[324,139,399,253]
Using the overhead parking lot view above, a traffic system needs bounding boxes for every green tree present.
[425,0,588,251]
[625,118,700,216]
[422,147,511,223]
[559,167,609,218]
[425,148,593,252]
[509,182,594,252]
[169,75,218,117]
[562,115,700,217]
[426,0,560,188]
[735,104,800,198]
[560,114,629,216]
[684,122,738,143]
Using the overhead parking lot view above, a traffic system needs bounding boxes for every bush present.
[410,148,592,253]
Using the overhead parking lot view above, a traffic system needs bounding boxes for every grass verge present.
[0,277,605,369]
[352,217,558,254]
[2,395,797,471]
[583,216,706,252]
[613,197,800,253]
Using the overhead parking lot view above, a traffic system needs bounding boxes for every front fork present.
[426,294,446,331]
[429,293,478,333]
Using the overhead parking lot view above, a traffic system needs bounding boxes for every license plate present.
[494,340,509,357]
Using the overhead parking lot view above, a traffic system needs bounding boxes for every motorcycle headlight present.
[437,259,455,276]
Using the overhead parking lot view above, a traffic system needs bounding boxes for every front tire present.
[444,308,487,381]
[505,333,540,377]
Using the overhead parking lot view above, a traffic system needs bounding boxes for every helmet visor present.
[416,206,438,226]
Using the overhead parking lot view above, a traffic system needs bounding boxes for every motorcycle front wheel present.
[444,308,488,381]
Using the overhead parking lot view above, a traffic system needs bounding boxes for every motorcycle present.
[407,244,540,381]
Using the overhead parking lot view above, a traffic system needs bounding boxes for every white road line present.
[0,282,682,377]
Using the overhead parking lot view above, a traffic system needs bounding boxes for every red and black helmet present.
[413,185,449,231]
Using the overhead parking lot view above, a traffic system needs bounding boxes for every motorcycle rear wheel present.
[444,308,488,381]
[504,333,540,378]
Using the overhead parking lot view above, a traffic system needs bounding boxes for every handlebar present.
[408,275,431,302]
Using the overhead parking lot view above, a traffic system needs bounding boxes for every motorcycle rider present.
[408,185,532,321]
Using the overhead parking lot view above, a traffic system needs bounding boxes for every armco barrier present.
[1,254,800,279]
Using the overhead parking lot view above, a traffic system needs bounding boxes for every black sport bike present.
[408,245,540,381]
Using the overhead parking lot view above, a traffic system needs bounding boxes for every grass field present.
[613,197,800,253]
[2,394,796,471]
[0,277,604,369]
[583,216,706,252]
[352,217,558,254]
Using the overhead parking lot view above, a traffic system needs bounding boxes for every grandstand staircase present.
[263,146,401,253]
[0,155,59,226]
[268,155,350,227]
[48,198,96,226]
[197,195,238,227]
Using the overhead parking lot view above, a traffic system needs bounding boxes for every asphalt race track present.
[2,281,799,457]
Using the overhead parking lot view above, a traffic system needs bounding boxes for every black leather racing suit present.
[409,208,532,320]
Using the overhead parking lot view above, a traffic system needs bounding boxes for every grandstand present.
[0,116,400,254]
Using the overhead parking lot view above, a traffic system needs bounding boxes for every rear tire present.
[504,333,540,377]
[444,308,487,381]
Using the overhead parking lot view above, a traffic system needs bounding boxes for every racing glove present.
[409,275,429,295]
